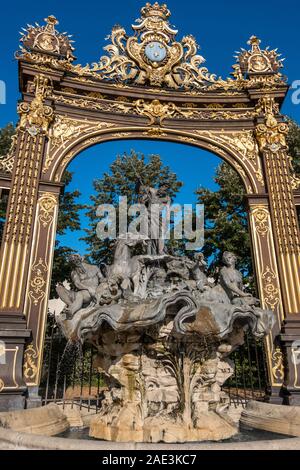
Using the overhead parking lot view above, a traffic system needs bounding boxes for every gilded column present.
[255,96,300,404]
[0,75,53,409]
[248,201,285,402]
[23,189,59,398]
[0,75,53,312]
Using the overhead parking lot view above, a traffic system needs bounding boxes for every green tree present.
[286,118,300,176]
[83,150,182,264]
[50,170,85,297]
[196,119,300,285]
[196,162,251,279]
[0,123,15,155]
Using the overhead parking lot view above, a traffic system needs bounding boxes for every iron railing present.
[39,316,105,412]
[223,333,268,407]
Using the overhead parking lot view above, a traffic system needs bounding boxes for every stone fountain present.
[55,184,274,444]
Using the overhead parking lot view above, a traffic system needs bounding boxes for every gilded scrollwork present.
[271,347,284,382]
[261,266,280,310]
[255,96,288,151]
[136,99,177,124]
[5,2,299,400]
[206,131,258,161]
[51,92,255,122]
[45,120,117,174]
[69,3,231,91]
[142,127,167,137]
[16,5,287,95]
[194,129,263,191]
[237,36,284,74]
[28,258,48,306]
[18,75,54,136]
[252,207,270,236]
[38,193,57,227]
[17,15,75,63]
[49,116,87,149]
[23,344,39,381]
[290,174,300,190]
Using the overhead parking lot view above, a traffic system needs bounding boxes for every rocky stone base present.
[89,406,237,443]
[58,403,98,428]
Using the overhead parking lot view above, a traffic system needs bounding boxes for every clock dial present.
[144,41,167,63]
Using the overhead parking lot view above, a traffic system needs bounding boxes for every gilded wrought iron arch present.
[47,126,260,194]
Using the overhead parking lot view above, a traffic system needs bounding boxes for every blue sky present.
[1,0,299,253]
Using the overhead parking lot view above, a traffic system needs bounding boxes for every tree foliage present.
[50,170,85,297]
[196,119,300,287]
[286,118,300,176]
[196,162,251,278]
[83,150,182,264]
[0,123,15,155]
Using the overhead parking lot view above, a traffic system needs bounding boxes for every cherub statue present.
[56,254,103,317]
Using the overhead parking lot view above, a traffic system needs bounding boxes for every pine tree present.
[196,162,251,278]
[83,150,182,264]
[196,119,300,285]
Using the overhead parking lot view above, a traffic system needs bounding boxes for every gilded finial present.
[141,2,171,20]
[45,15,59,26]
[44,15,59,33]
[247,35,261,47]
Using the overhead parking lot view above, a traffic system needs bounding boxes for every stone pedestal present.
[89,327,237,443]
[26,386,42,409]
[266,385,285,405]
[280,315,300,406]
[0,314,31,411]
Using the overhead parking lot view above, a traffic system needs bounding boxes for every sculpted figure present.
[191,252,209,292]
[95,277,122,306]
[219,251,258,306]
[138,184,170,256]
[54,243,274,443]
[106,235,149,297]
[56,254,103,317]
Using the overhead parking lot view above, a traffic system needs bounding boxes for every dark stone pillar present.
[0,314,31,411]
[280,315,300,405]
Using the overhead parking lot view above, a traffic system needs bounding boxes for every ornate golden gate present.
[0,3,300,409]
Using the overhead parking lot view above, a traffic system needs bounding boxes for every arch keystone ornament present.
[0,3,299,410]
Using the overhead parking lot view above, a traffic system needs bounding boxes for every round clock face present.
[144,41,167,63]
